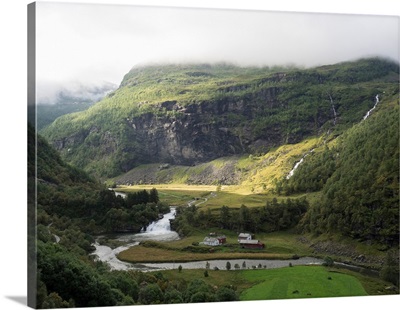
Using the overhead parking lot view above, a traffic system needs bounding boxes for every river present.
[91,206,323,271]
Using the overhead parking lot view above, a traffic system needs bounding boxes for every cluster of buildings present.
[237,233,265,249]
[200,232,265,249]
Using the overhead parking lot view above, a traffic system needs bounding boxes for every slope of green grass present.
[114,136,323,193]
[240,266,367,300]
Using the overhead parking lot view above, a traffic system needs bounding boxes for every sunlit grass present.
[117,184,214,206]
[239,137,320,192]
[116,183,316,210]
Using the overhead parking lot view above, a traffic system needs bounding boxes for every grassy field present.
[118,245,292,263]
[116,184,213,207]
[240,266,367,300]
[157,265,393,299]
[117,230,312,263]
[116,183,312,209]
[239,137,320,193]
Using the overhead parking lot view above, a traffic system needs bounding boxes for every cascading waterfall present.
[288,94,380,180]
[286,158,304,179]
[329,94,337,126]
[48,222,61,243]
[108,188,127,198]
[363,94,380,120]
[286,149,314,179]
[145,208,176,233]
[92,207,179,270]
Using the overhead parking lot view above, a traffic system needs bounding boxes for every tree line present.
[172,197,309,236]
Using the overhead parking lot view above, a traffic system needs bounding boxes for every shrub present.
[322,256,334,267]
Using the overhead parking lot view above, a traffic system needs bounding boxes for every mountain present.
[40,58,399,178]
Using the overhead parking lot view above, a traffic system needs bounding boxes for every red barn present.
[239,239,265,249]
[217,236,227,244]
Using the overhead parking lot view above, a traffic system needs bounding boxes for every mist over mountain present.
[31,81,117,130]
[37,80,117,105]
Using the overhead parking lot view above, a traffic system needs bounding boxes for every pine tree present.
[149,188,159,203]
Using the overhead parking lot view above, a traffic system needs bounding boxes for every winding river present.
[92,207,323,271]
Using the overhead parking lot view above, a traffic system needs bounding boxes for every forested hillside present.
[40,58,399,178]
[294,96,399,246]
[28,124,172,307]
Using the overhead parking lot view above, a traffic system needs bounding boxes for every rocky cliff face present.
[128,111,242,165]
[119,88,287,167]
[52,87,289,172]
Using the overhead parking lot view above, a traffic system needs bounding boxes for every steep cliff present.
[40,58,399,178]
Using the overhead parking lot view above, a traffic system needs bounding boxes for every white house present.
[201,237,221,246]
[238,233,252,242]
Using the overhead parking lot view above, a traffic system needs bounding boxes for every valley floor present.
[111,183,397,299]
[115,184,387,268]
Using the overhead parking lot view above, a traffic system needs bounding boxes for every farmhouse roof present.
[204,237,218,242]
[238,233,252,238]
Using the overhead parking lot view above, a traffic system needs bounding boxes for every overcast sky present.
[35,1,399,101]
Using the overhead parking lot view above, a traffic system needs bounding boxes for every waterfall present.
[363,94,380,120]
[145,207,176,233]
[109,188,127,198]
[287,158,304,179]
[286,149,314,179]
[91,207,179,270]
[135,207,179,241]
[48,222,61,243]
[329,94,337,126]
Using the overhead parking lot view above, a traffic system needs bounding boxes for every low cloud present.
[36,80,117,105]
[35,3,399,86]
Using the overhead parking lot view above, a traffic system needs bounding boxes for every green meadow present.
[158,265,393,299]
[240,266,367,300]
